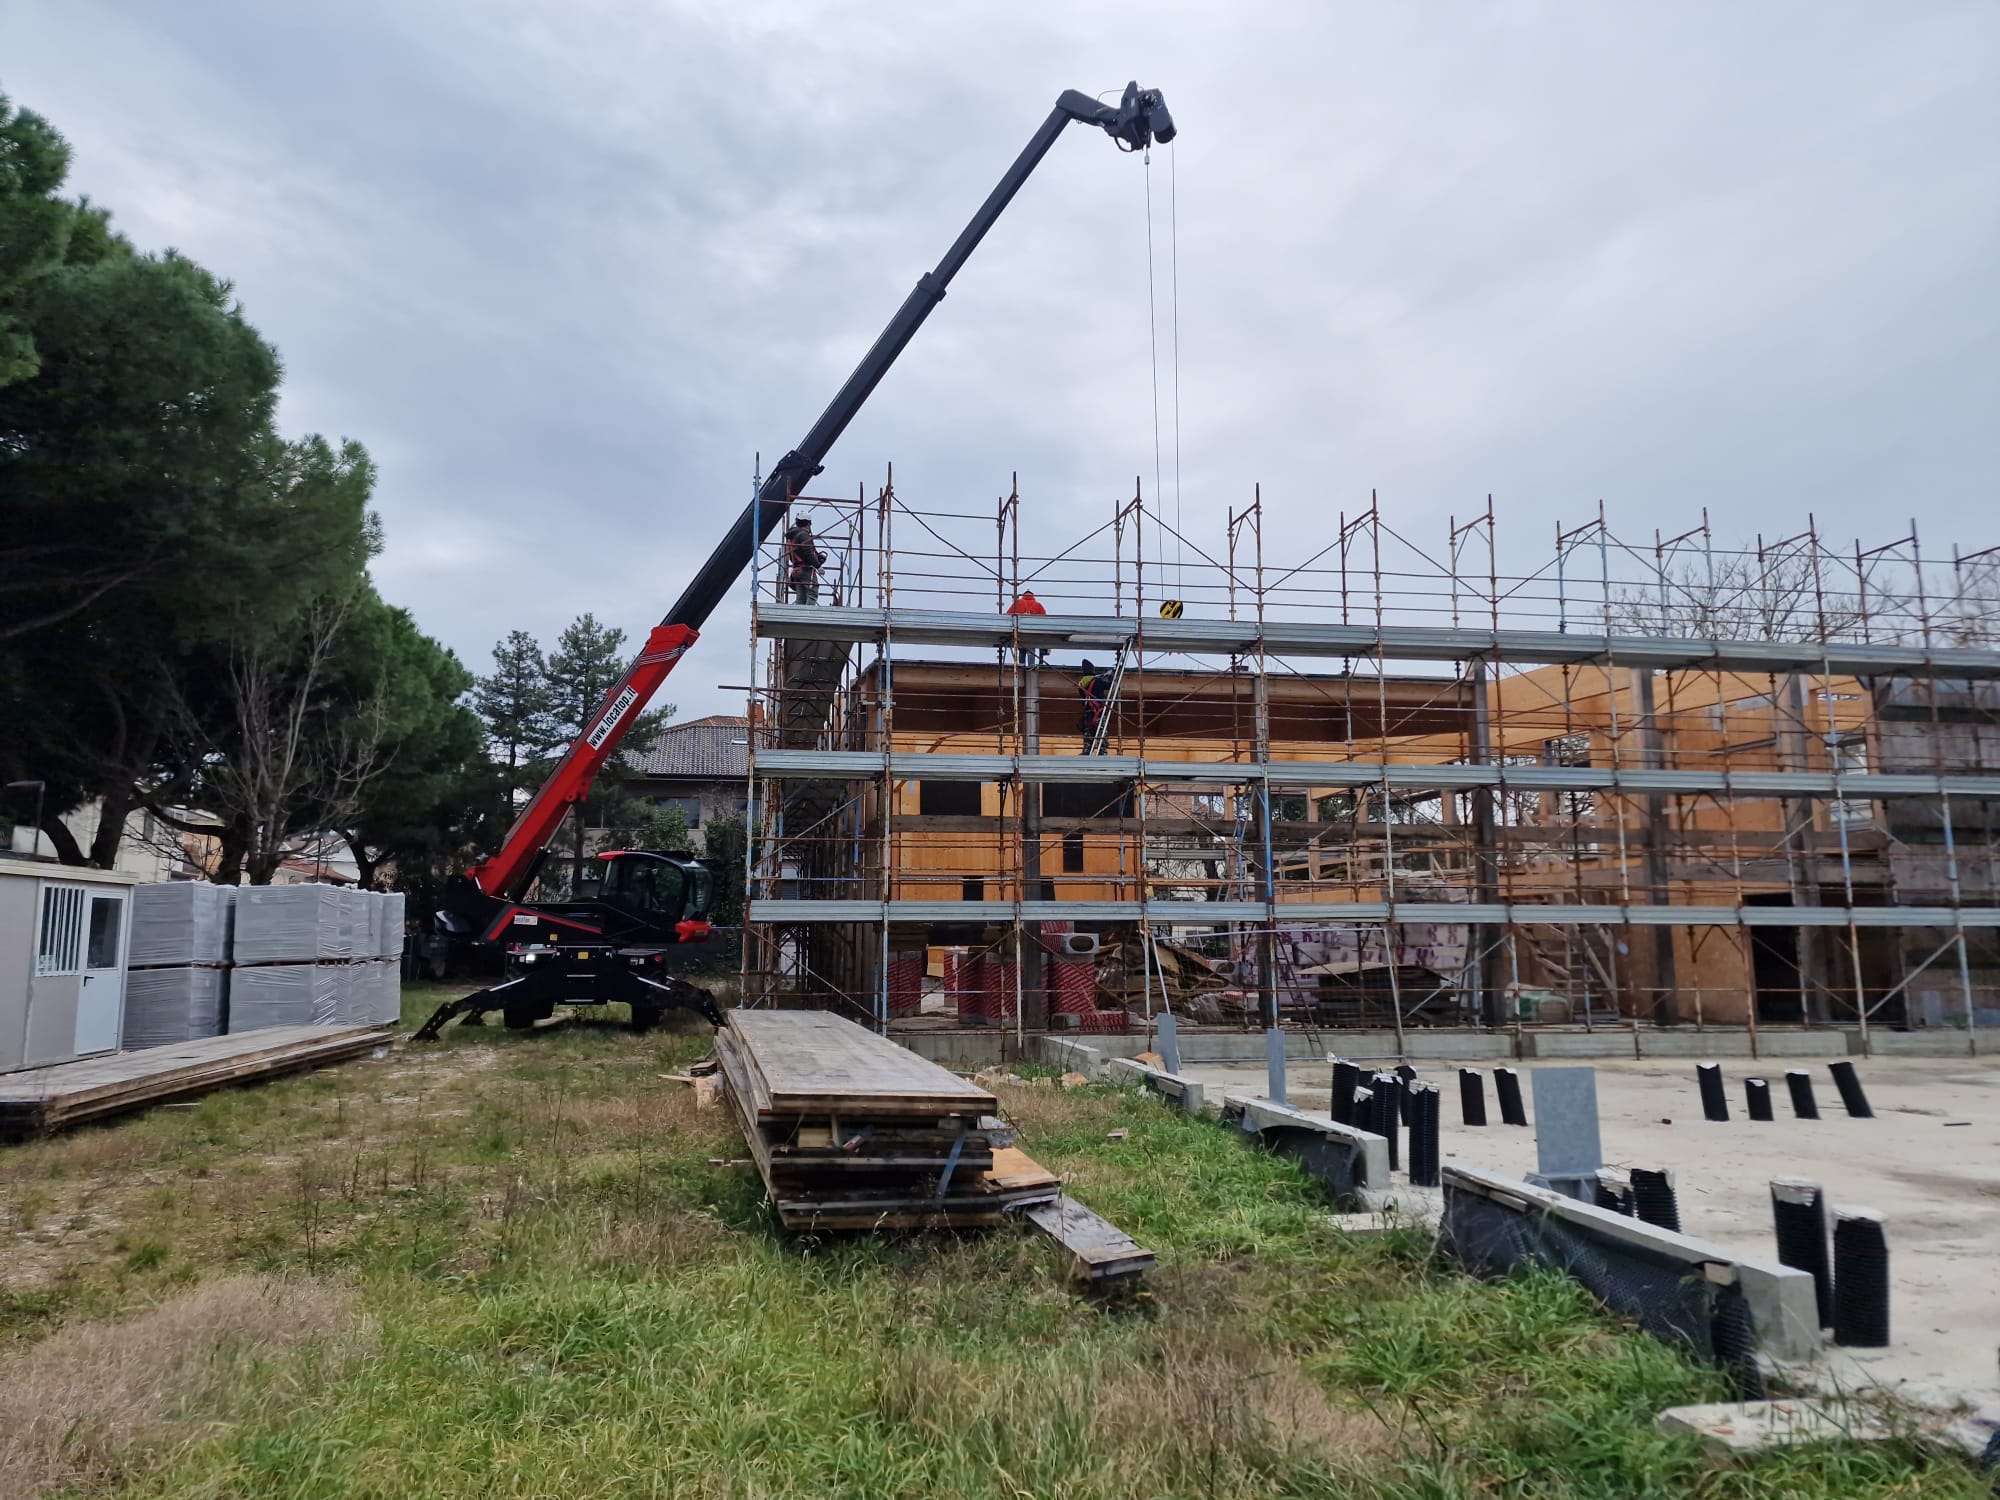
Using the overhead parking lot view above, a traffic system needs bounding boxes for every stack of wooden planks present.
[714,1008,1060,1230]
[0,1025,389,1140]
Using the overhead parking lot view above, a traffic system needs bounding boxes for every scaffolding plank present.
[724,1009,995,1115]
[755,603,2000,680]
[750,747,2000,800]
[0,1026,388,1137]
[1023,1197,1156,1280]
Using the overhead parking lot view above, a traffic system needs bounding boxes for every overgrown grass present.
[0,996,1983,1498]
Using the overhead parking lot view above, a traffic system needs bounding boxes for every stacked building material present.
[122,883,234,1049]
[714,1008,1059,1229]
[226,885,401,1033]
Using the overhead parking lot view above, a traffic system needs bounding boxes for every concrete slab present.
[1657,1399,1891,1454]
[1176,1053,2000,1422]
[1531,1067,1603,1177]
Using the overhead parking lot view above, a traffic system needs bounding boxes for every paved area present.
[1183,1053,2000,1424]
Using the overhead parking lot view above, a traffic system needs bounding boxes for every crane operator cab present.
[596,849,717,939]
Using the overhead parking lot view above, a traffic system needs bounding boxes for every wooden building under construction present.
[740,482,2000,1047]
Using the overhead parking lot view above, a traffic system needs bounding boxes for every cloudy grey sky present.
[8,2,1998,714]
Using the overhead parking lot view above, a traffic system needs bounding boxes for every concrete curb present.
[1105,1056,1207,1114]
[1225,1094,1391,1192]
[1030,1035,1106,1079]
[1442,1164,1821,1361]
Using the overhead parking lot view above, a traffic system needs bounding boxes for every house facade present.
[615,714,750,853]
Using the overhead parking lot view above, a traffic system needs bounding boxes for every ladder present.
[1082,641,1131,756]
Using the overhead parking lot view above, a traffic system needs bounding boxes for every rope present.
[1171,144,1183,595]
[1145,148,1164,581]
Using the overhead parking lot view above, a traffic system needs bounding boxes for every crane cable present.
[1144,148,1164,585]
[1143,145,1186,597]
[1171,144,1182,596]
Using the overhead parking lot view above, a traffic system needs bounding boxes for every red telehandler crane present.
[414,82,1175,1039]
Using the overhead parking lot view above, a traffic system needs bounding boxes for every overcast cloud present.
[7,2,1997,715]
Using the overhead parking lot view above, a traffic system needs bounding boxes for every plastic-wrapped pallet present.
[370,959,401,1023]
[128,882,235,966]
[122,966,226,1048]
[379,891,406,959]
[228,964,342,1030]
[332,960,398,1025]
[232,885,350,963]
[341,888,370,962]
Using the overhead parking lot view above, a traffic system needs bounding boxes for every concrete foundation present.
[895,1023,1990,1070]
[1175,1052,2000,1423]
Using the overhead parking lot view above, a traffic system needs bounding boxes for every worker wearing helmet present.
[783,515,827,605]
[1077,659,1109,740]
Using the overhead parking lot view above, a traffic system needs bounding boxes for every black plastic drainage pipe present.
[1786,1069,1822,1120]
[1744,1077,1775,1122]
[1370,1072,1402,1171]
[1330,1059,1361,1126]
[1832,1206,1890,1347]
[1827,1060,1875,1119]
[1408,1084,1442,1187]
[1459,1067,1488,1127]
[1630,1167,1682,1232]
[1770,1176,1834,1330]
[1593,1168,1634,1216]
[1697,1062,1730,1122]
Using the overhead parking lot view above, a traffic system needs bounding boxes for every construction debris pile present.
[714,1008,1058,1229]
[1091,934,1238,1022]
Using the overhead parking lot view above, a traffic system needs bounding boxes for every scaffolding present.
[739,472,2000,1053]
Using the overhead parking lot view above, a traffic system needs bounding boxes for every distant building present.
[8,801,219,882]
[614,714,750,852]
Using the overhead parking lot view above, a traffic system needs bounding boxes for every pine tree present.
[543,613,627,744]
[472,630,555,796]
[540,613,672,885]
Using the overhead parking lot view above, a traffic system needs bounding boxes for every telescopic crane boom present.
[421,82,1172,1038]
[465,82,1172,908]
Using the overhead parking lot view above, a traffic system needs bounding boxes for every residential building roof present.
[625,715,751,779]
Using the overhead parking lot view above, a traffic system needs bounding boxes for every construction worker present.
[1077,658,1109,740]
[783,514,826,605]
[1005,590,1046,616]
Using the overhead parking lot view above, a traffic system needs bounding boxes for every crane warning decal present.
[585,686,640,750]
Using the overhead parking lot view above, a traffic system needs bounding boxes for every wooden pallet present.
[716,1010,1057,1230]
[1023,1197,1156,1281]
[0,1025,390,1139]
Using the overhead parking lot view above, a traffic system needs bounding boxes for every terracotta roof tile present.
[624,715,750,779]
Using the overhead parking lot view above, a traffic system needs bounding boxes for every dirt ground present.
[1182,1053,2000,1423]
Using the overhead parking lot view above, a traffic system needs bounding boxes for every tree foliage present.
[0,88,474,885]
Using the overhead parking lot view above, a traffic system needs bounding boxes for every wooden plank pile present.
[0,1025,389,1140]
[714,1008,1061,1229]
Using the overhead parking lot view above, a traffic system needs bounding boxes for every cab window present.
[602,857,686,916]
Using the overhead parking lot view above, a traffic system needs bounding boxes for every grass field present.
[0,983,1984,1499]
